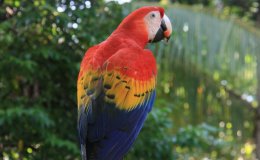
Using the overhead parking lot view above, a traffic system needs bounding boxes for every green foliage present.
[174,123,221,149]
[167,7,259,97]
[172,0,260,22]
[172,124,241,159]
[0,107,79,159]
[127,100,174,159]
[222,0,259,19]
[0,0,125,159]
[0,107,53,142]
[174,0,211,6]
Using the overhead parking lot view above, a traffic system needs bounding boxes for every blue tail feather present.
[78,91,156,159]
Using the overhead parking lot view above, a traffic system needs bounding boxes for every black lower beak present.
[151,27,164,43]
[150,19,169,43]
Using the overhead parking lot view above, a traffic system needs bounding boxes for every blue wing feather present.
[78,106,89,160]
[78,91,156,160]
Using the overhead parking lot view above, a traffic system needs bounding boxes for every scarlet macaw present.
[77,6,172,160]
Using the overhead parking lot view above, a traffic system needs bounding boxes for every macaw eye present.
[150,13,156,18]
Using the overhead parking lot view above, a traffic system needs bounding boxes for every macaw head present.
[116,6,172,45]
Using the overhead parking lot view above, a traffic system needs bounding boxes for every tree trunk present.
[255,47,260,159]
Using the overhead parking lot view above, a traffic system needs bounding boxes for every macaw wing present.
[103,48,157,111]
[77,45,103,159]
[92,48,157,159]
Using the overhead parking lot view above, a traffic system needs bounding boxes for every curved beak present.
[151,14,172,43]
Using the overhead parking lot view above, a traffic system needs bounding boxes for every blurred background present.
[1,0,260,159]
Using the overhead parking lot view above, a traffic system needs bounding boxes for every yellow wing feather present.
[103,71,156,111]
[77,69,102,108]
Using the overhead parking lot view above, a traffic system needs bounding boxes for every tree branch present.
[223,86,256,112]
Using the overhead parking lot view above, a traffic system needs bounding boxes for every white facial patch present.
[144,11,162,41]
